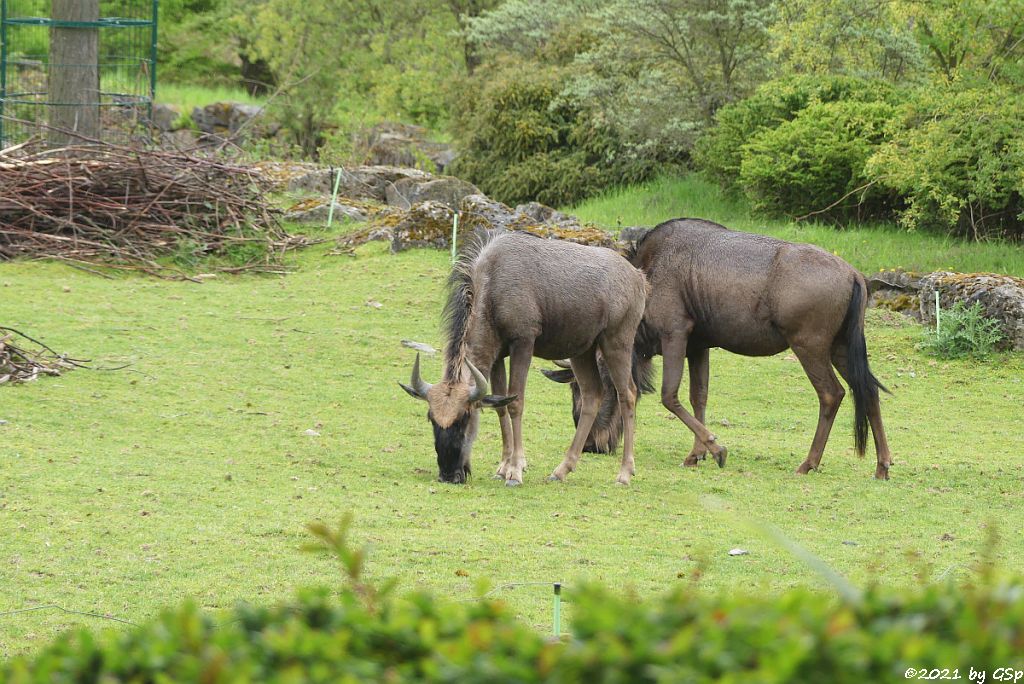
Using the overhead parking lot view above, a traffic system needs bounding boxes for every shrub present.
[865,86,1024,239]
[693,75,901,190]
[6,579,1024,682]
[920,300,1005,359]
[738,99,899,219]
[449,61,655,207]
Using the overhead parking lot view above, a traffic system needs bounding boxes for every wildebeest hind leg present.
[683,347,710,466]
[660,332,727,468]
[832,345,893,480]
[490,357,516,480]
[600,344,639,485]
[792,341,845,475]
[549,353,603,482]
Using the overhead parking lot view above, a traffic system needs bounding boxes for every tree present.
[48,0,99,145]
[771,0,923,81]
[444,0,500,74]
[901,0,1024,84]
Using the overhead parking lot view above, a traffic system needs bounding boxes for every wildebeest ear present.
[480,394,517,409]
[398,381,427,401]
[540,368,575,384]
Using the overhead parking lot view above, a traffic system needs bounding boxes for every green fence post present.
[1,0,8,146]
[552,582,562,638]
[150,0,159,115]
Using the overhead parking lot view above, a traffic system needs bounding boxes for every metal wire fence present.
[0,0,158,146]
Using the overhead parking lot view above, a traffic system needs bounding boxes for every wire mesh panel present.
[0,0,158,147]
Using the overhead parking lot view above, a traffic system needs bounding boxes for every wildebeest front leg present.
[490,357,516,481]
[502,341,533,486]
[661,331,727,467]
[549,353,603,482]
[683,347,710,466]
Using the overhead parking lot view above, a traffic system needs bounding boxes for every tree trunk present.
[48,0,100,146]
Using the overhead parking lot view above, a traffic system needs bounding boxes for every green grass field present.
[2,177,1023,657]
[570,175,1024,277]
[155,83,265,114]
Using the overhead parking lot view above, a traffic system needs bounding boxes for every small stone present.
[303,429,321,437]
[728,548,749,556]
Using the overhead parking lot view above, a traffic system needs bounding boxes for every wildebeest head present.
[400,354,515,483]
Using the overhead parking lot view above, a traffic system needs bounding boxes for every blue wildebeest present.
[544,218,894,479]
[400,230,648,486]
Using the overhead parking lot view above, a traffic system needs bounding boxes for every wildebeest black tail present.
[843,279,889,456]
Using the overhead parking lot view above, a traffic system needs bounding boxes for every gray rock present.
[284,201,368,225]
[158,129,199,151]
[390,201,458,252]
[356,122,457,173]
[459,194,533,233]
[619,226,651,243]
[385,176,480,210]
[288,165,433,202]
[918,271,1024,351]
[149,104,181,132]
[867,268,1024,349]
[457,195,617,248]
[191,102,278,140]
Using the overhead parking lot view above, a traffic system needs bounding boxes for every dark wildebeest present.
[544,218,894,479]
[399,230,648,486]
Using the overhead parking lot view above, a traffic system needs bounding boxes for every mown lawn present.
[2,178,1023,657]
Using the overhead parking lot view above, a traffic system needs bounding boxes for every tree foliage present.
[866,85,1024,238]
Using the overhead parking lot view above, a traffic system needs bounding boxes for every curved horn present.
[408,353,433,398]
[553,359,572,369]
[465,358,490,403]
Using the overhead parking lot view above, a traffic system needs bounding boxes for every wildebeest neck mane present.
[441,229,503,380]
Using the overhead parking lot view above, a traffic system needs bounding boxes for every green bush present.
[737,99,899,220]
[920,301,1005,359]
[866,86,1024,239]
[6,578,1024,682]
[693,75,901,190]
[449,62,655,207]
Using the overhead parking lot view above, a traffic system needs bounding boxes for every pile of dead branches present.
[0,141,289,276]
[0,327,86,384]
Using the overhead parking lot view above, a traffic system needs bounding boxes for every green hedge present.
[5,579,1024,683]
[738,100,899,220]
[693,75,901,191]
[449,62,657,208]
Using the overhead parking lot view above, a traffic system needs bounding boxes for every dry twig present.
[0,141,287,276]
[0,327,88,384]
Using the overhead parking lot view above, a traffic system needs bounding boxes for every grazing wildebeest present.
[399,230,648,486]
[544,218,894,479]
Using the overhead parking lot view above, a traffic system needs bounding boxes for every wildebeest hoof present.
[546,474,563,483]
[505,479,521,487]
[795,462,813,475]
[713,447,727,468]
[614,477,630,486]
[874,464,890,480]
[492,472,505,480]
[682,453,703,467]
